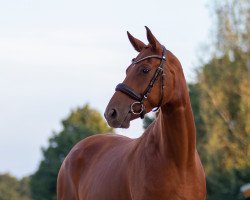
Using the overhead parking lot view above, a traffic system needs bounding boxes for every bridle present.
[115,45,167,119]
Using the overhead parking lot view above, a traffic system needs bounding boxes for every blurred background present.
[0,0,249,199]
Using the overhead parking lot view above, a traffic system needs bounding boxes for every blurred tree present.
[30,104,112,200]
[211,0,250,59]
[188,83,207,162]
[199,53,250,171]
[198,51,250,200]
[0,173,31,200]
[206,168,250,200]
[197,0,250,199]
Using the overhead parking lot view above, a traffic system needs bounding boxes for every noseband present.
[115,46,167,119]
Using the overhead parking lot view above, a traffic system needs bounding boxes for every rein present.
[115,46,167,119]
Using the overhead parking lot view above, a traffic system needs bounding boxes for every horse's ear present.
[127,31,146,52]
[145,26,161,50]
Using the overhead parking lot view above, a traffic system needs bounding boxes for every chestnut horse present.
[57,27,206,200]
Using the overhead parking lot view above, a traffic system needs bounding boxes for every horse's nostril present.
[109,109,117,119]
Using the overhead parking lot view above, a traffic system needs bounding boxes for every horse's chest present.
[130,164,199,200]
[132,179,196,200]
[79,158,132,200]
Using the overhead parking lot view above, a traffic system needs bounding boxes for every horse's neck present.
[151,75,196,167]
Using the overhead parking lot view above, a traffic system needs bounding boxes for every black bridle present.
[115,45,167,119]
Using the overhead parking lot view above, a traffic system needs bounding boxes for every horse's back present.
[57,133,133,200]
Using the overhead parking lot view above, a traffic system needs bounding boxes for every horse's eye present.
[142,68,150,74]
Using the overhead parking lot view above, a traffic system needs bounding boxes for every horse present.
[57,27,206,200]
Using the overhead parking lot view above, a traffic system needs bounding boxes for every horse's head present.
[105,27,177,128]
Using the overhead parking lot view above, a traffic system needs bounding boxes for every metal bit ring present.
[130,102,144,115]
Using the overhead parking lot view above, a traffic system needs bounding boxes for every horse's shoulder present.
[76,133,131,150]
[64,133,132,166]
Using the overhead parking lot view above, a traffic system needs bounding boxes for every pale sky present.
[0,0,211,178]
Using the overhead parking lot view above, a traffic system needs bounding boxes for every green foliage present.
[189,85,246,200]
[30,104,112,200]
[198,0,250,198]
[0,173,31,200]
[198,52,250,171]
[188,83,208,161]
[206,168,250,200]
[197,50,250,199]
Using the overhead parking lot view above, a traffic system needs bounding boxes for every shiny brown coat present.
[57,27,206,200]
